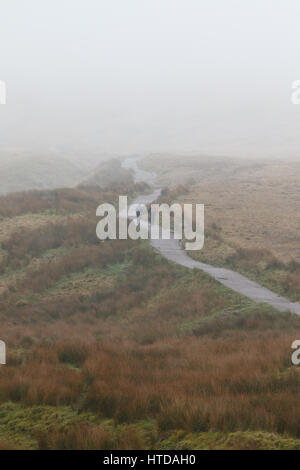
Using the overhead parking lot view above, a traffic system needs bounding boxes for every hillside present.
[0,167,300,449]
[141,155,300,302]
[0,153,87,195]
[0,150,131,195]
[81,158,133,188]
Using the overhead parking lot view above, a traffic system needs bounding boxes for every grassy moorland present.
[0,160,300,449]
[143,155,300,302]
[0,151,132,195]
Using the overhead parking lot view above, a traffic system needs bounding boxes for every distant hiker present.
[136,204,144,220]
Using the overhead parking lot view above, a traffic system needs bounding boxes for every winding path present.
[122,157,300,315]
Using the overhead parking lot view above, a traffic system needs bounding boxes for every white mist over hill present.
[0,0,300,159]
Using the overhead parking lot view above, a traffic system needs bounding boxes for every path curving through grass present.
[122,157,300,315]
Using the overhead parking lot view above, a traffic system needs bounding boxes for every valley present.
[0,157,299,449]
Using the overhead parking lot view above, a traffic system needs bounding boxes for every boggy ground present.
[141,155,300,302]
[0,160,300,449]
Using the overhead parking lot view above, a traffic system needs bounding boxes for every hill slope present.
[0,174,300,449]
[0,150,132,195]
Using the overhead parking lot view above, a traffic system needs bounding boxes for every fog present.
[0,0,300,159]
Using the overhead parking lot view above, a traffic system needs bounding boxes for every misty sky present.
[0,0,300,158]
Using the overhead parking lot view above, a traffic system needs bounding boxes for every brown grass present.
[1,173,300,449]
[1,333,300,438]
[141,155,300,262]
